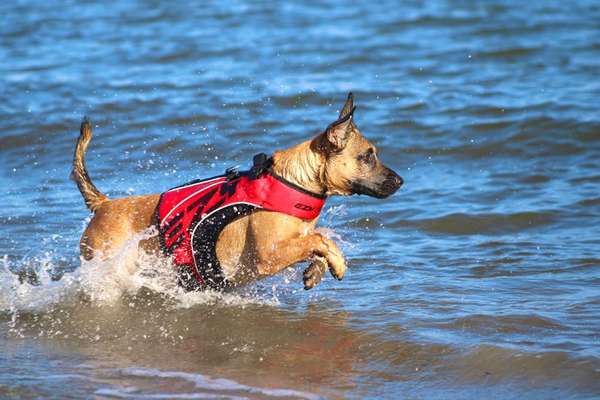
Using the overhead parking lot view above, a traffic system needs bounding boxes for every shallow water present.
[2,0,600,398]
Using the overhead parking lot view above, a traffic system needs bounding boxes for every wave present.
[391,211,558,235]
[445,344,600,390]
[432,313,566,335]
[474,46,542,60]
[96,367,321,400]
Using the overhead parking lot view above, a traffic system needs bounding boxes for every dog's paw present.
[323,240,346,280]
[328,259,346,280]
[303,256,327,290]
[314,234,346,281]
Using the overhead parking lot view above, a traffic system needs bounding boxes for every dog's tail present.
[71,117,108,212]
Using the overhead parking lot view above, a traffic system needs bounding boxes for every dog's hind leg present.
[79,194,160,262]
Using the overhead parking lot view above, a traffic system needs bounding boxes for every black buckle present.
[249,153,273,179]
[225,166,239,181]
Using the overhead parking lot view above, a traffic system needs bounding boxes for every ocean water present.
[1,0,600,399]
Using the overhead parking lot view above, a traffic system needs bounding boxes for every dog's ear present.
[339,92,354,119]
[326,104,355,150]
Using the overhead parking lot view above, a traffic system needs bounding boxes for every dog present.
[72,93,403,290]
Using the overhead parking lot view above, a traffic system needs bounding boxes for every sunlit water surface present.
[1,1,599,399]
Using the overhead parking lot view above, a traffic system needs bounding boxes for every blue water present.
[1,1,600,399]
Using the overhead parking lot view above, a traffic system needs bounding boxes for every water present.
[1,0,600,398]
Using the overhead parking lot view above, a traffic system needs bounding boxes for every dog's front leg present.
[256,233,346,286]
[303,255,328,290]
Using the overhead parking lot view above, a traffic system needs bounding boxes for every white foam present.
[116,367,322,400]
[95,387,236,399]
[0,253,80,312]
[0,227,275,314]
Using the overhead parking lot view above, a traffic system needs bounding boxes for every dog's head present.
[313,93,403,198]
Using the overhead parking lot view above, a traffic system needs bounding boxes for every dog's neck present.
[272,138,326,196]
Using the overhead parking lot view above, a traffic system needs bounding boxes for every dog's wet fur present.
[72,93,402,290]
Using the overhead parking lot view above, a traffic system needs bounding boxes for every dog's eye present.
[358,148,376,164]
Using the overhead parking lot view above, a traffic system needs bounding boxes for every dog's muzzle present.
[352,169,403,199]
[378,169,403,198]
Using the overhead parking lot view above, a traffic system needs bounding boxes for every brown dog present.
[73,93,402,290]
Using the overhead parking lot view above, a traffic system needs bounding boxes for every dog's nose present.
[395,175,404,187]
[387,171,403,189]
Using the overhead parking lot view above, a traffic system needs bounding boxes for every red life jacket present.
[156,155,326,290]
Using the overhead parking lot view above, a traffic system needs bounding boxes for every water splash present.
[0,227,276,315]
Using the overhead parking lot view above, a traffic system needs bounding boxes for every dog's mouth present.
[351,172,403,199]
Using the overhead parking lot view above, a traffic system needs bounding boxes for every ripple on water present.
[434,313,567,335]
[394,211,559,235]
[444,345,600,391]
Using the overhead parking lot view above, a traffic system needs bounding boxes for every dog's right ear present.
[339,92,354,119]
[326,92,356,150]
[325,104,355,150]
